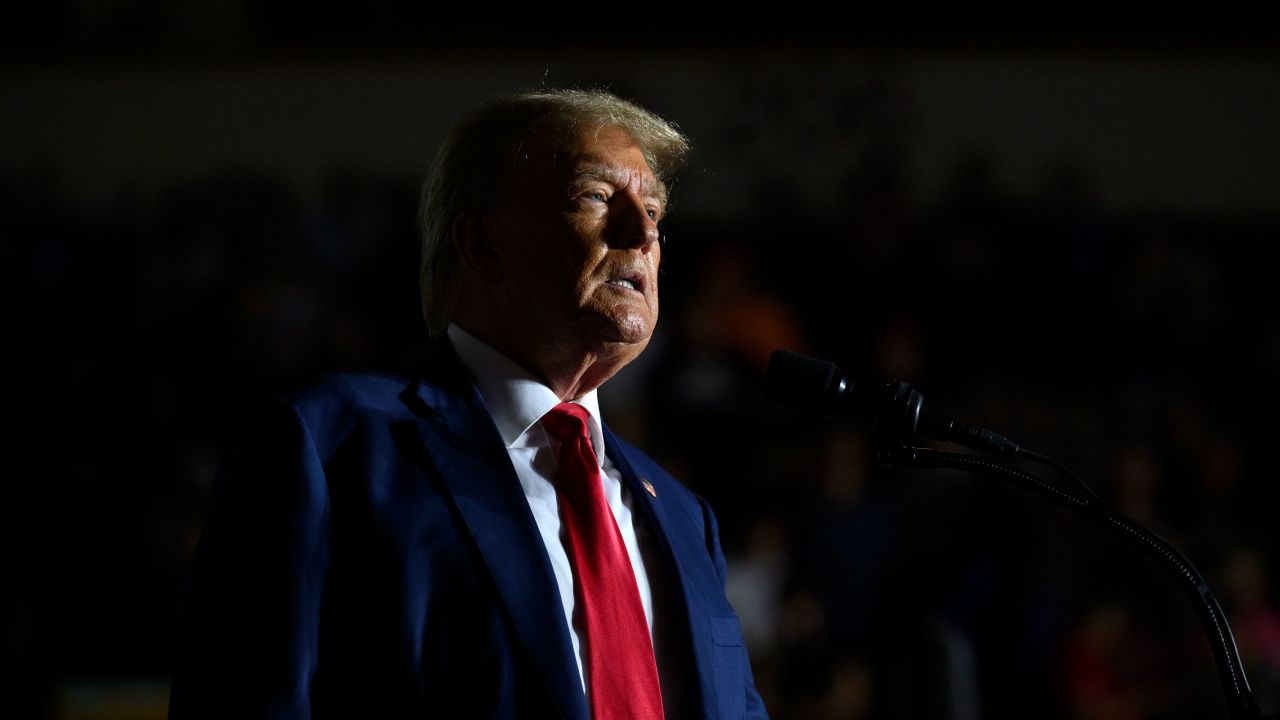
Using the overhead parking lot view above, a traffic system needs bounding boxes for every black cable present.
[919,415,1102,502]
[1014,447,1102,503]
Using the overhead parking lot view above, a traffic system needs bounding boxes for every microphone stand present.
[764,350,1270,717]
[878,444,1271,720]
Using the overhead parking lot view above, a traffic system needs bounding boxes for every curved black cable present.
[1013,447,1102,503]
[918,414,1103,502]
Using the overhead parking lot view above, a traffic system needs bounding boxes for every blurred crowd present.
[6,116,1280,720]
[649,152,1280,719]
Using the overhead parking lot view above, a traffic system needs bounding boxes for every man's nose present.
[608,190,660,252]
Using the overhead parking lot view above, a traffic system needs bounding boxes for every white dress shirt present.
[446,324,656,695]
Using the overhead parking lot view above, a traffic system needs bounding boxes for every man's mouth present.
[606,272,645,294]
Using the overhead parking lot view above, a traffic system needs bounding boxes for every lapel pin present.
[642,480,657,498]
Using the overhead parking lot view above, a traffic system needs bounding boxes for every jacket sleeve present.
[169,397,331,719]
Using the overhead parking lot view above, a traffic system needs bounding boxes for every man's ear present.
[453,210,503,282]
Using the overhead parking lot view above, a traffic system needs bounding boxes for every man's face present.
[485,125,665,366]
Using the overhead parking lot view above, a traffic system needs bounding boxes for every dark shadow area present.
[5,20,1280,720]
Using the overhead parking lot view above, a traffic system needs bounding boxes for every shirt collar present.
[447,323,606,462]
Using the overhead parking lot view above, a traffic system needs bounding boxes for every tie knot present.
[541,402,590,444]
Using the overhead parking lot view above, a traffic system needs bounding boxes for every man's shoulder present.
[281,371,416,424]
[280,336,466,416]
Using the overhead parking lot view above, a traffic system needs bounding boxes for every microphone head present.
[766,349,841,415]
[768,349,929,445]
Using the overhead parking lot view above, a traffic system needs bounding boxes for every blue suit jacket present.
[170,340,767,719]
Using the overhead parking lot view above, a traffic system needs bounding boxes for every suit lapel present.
[603,426,723,720]
[404,341,588,720]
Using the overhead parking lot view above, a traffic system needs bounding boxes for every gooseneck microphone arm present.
[883,447,1262,720]
[767,349,1271,720]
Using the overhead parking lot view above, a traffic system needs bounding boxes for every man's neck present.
[449,317,624,401]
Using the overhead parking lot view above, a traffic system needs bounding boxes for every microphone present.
[766,349,1020,453]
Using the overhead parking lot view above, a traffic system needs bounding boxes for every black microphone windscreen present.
[766,350,838,413]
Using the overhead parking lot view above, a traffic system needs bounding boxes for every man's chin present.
[588,315,654,354]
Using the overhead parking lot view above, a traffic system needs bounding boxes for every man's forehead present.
[571,155,663,193]
[566,129,665,198]
[505,125,665,200]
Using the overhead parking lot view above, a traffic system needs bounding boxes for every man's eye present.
[586,191,607,202]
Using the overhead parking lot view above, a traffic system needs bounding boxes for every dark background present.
[5,12,1280,720]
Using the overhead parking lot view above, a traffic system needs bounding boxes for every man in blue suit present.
[170,89,768,719]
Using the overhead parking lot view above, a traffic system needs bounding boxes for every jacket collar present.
[402,336,589,720]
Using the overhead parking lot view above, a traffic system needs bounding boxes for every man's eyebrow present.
[570,162,669,206]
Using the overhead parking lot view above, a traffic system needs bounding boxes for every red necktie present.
[541,402,665,720]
